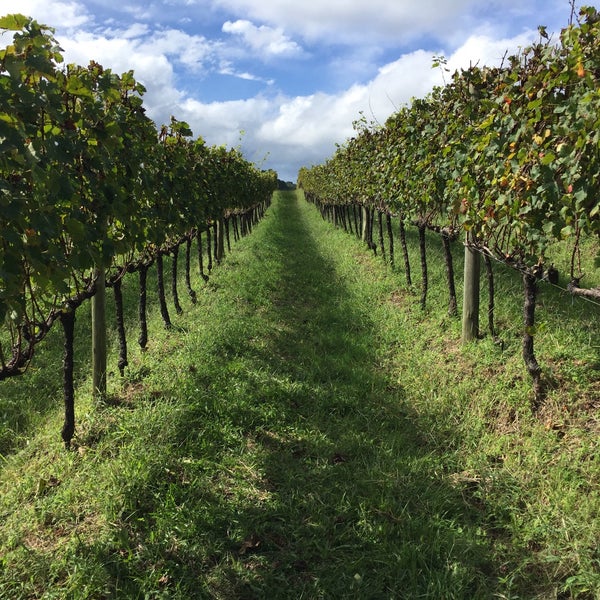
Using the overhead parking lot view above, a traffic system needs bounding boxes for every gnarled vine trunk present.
[60,308,76,449]
[484,254,496,338]
[197,229,209,282]
[156,252,172,329]
[225,217,232,253]
[185,236,197,304]
[171,244,183,315]
[206,225,213,272]
[138,264,149,350]
[378,211,386,263]
[399,218,411,286]
[113,279,128,376]
[216,218,225,265]
[369,208,376,255]
[386,213,395,269]
[213,221,219,265]
[418,224,427,309]
[441,232,457,317]
[523,271,544,408]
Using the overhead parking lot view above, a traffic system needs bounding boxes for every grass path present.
[177,191,494,597]
[1,191,599,598]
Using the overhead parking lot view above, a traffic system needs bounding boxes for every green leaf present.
[560,225,574,238]
[540,152,555,166]
[479,114,495,130]
[65,218,85,242]
[65,76,93,98]
[0,14,31,30]
[543,221,555,236]
[573,189,587,205]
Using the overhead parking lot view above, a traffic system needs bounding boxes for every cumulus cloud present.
[166,47,442,179]
[214,0,567,46]
[219,60,274,84]
[100,23,151,39]
[251,50,443,176]
[445,30,539,73]
[255,51,436,150]
[215,0,472,44]
[1,0,90,28]
[23,16,548,180]
[0,0,569,182]
[57,31,185,118]
[177,95,275,148]
[137,29,217,71]
[170,27,549,180]
[222,19,302,58]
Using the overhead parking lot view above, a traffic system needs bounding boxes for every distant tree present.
[277,179,297,191]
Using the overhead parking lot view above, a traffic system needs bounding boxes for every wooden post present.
[361,205,369,242]
[91,266,107,399]
[462,236,480,343]
[216,217,225,264]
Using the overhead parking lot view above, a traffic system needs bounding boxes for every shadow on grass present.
[92,193,498,599]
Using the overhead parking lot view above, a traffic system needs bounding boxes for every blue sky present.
[3,0,573,181]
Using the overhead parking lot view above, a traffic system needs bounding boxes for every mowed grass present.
[0,190,599,599]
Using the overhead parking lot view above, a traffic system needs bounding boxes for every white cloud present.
[156,47,442,180]
[214,0,568,46]
[100,22,151,39]
[177,95,275,148]
[222,19,302,57]
[445,30,539,73]
[173,28,548,180]
[59,32,140,72]
[0,0,569,183]
[58,31,184,119]
[219,60,274,84]
[1,0,90,28]
[138,28,217,71]
[251,49,442,177]
[214,0,475,44]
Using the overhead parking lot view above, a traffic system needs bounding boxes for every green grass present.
[0,190,599,599]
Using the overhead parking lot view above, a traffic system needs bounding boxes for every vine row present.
[0,15,276,445]
[298,6,600,405]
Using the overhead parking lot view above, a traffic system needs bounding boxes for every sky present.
[1,0,576,181]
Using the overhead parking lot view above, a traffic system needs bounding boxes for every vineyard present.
[0,190,598,598]
[0,15,276,447]
[1,6,600,600]
[298,6,600,406]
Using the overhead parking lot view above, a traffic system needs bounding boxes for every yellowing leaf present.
[0,14,31,30]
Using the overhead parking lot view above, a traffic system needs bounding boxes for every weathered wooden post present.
[462,235,480,343]
[91,266,107,399]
